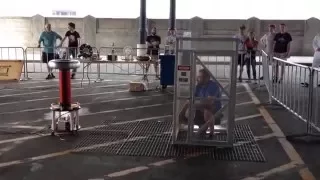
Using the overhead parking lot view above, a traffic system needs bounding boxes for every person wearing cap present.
[234,25,248,82]
[273,23,292,83]
[260,24,277,80]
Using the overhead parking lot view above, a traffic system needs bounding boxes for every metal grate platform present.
[72,120,265,162]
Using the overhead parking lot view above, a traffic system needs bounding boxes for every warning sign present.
[177,65,191,85]
[176,65,191,97]
[178,65,191,71]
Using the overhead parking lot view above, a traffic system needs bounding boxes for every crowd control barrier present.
[260,50,320,142]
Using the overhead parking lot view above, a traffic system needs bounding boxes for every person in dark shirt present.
[60,22,81,79]
[273,23,292,83]
[146,27,161,79]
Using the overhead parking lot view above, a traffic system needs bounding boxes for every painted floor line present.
[0,79,122,91]
[235,101,254,106]
[106,166,149,178]
[100,132,278,180]
[0,133,170,169]
[7,102,173,125]
[254,133,276,141]
[0,141,23,156]
[14,79,130,85]
[0,115,173,145]
[0,90,129,106]
[3,115,173,131]
[235,114,262,121]
[148,159,175,167]
[243,83,316,180]
[1,94,165,116]
[241,161,302,180]
[0,84,128,98]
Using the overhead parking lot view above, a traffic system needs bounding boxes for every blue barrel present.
[159,55,175,89]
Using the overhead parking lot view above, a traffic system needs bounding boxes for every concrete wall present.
[1,15,320,56]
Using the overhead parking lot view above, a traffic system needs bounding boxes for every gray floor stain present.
[30,163,43,172]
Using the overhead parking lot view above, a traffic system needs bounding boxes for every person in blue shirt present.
[38,24,62,80]
[179,68,222,136]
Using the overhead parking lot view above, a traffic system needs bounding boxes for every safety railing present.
[308,67,320,135]
[260,50,320,141]
[97,47,165,76]
[24,47,99,79]
[0,46,264,83]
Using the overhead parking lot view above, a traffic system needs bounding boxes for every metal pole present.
[139,0,147,44]
[169,0,176,30]
[307,68,314,134]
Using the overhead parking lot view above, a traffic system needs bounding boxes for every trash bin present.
[159,55,175,89]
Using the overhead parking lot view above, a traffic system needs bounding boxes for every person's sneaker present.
[45,74,53,80]
[71,73,76,79]
[259,76,264,80]
[51,73,55,78]
[238,77,242,82]
[155,75,160,80]
[272,78,278,83]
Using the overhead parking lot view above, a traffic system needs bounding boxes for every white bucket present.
[137,44,147,56]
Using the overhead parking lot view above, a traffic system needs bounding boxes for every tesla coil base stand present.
[48,59,81,136]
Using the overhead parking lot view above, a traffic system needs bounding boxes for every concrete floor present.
[0,73,318,180]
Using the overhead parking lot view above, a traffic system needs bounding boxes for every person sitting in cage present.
[178,68,222,137]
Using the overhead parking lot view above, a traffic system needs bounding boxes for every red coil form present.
[59,70,72,109]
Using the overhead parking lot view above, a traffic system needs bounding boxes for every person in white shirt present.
[301,33,320,87]
[234,25,248,82]
[260,24,276,80]
[312,33,320,68]
[165,29,176,55]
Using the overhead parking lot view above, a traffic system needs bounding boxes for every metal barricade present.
[0,47,26,80]
[260,51,273,102]
[309,68,320,135]
[173,37,238,147]
[25,47,99,79]
[98,47,164,76]
[261,51,320,140]
[271,56,310,121]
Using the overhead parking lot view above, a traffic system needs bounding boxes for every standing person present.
[234,25,248,82]
[301,33,320,87]
[146,27,161,79]
[260,24,276,80]
[165,29,176,55]
[244,31,259,82]
[60,22,81,79]
[38,24,62,80]
[273,23,292,83]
